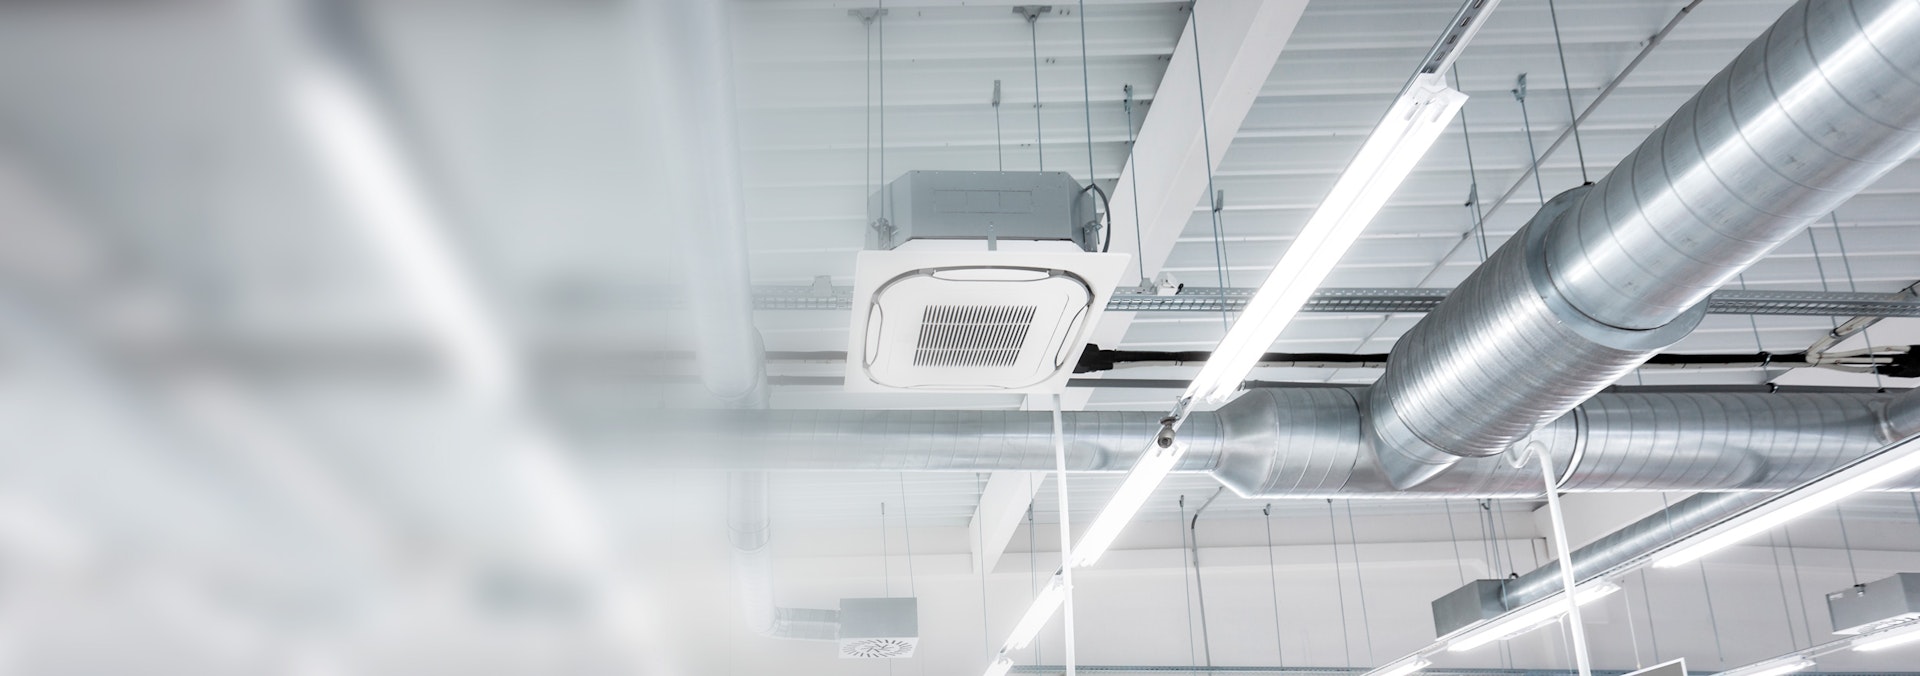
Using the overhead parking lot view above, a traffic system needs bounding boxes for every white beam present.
[1088,0,1309,350]
[979,0,1310,574]
[969,471,1048,574]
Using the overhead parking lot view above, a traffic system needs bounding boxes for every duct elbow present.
[1884,388,1920,443]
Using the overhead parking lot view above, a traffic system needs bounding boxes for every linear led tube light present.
[1720,658,1815,676]
[291,67,513,400]
[1068,441,1189,567]
[1856,623,1920,652]
[1003,573,1066,652]
[1446,580,1620,652]
[1364,656,1433,676]
[1653,435,1920,569]
[981,656,1015,676]
[1184,73,1468,405]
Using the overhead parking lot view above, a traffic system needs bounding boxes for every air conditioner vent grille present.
[912,305,1037,367]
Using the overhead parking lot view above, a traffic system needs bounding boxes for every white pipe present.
[1050,394,1077,676]
[1533,442,1592,676]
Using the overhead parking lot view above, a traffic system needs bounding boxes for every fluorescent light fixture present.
[1183,73,1468,405]
[1856,623,1920,652]
[981,657,1015,676]
[1068,441,1189,567]
[1364,656,1432,676]
[1653,436,1920,569]
[290,67,514,401]
[1446,580,1620,652]
[1720,658,1814,676]
[1003,574,1066,651]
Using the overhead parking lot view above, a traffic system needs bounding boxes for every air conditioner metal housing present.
[837,597,918,659]
[1828,572,1920,635]
[867,170,1101,251]
[1432,579,1509,638]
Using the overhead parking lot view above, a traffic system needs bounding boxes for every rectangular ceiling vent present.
[913,304,1038,367]
[847,171,1128,393]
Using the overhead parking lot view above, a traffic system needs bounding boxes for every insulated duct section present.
[637,0,823,643]
[1497,492,1763,611]
[728,473,839,641]
[1366,0,1920,488]
[607,388,1920,498]
[1432,491,1767,636]
[1491,385,1920,615]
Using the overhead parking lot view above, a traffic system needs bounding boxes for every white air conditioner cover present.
[846,249,1129,392]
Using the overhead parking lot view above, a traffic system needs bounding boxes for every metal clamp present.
[869,217,896,249]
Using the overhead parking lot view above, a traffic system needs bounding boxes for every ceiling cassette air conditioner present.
[847,171,1129,393]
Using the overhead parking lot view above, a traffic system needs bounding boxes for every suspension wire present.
[1179,496,1198,671]
[1782,525,1817,647]
[901,474,923,674]
[1340,62,1483,379]
[1450,64,1490,262]
[1211,190,1233,332]
[1123,84,1147,285]
[1029,500,1043,664]
[1768,531,1802,650]
[1444,500,1468,585]
[1263,505,1286,666]
[881,502,892,596]
[864,15,874,223]
[1911,493,1920,546]
[1186,3,1234,331]
[879,1,890,225]
[1837,504,1862,585]
[1335,63,1484,383]
[1737,274,1770,378]
[1697,560,1726,667]
[1327,500,1353,668]
[898,474,917,598]
[975,474,993,663]
[1806,227,1840,332]
[995,80,1005,171]
[1807,224,1887,387]
[1478,500,1499,578]
[1829,212,1888,391]
[1659,491,1724,667]
[1343,502,1376,665]
[1546,0,1589,184]
[1477,500,1513,669]
[1512,74,1549,206]
[1639,570,1663,662]
[1027,10,1045,171]
[1623,566,1645,669]
[1189,493,1216,669]
[1078,0,1095,184]
[1489,499,1518,577]
[1417,0,1705,283]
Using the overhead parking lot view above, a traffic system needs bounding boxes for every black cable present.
[1066,347,1899,374]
